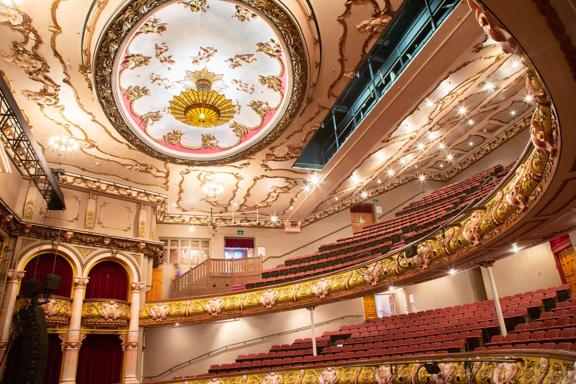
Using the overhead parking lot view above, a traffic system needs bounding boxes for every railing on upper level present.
[294,0,459,170]
[170,257,262,298]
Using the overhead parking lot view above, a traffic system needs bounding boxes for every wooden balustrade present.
[170,257,262,297]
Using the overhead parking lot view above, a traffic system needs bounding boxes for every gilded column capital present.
[479,260,495,268]
[131,282,146,292]
[73,276,90,288]
[7,270,25,284]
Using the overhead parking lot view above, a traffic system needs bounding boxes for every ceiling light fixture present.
[188,226,195,233]
[350,171,362,185]
[360,191,368,199]
[438,143,446,150]
[511,243,520,253]
[374,149,386,162]
[510,110,517,116]
[387,169,395,177]
[425,99,434,108]
[308,173,321,187]
[457,106,467,116]
[427,131,438,141]
[377,179,382,184]
[439,163,444,168]
[417,143,425,151]
[418,174,426,182]
[511,59,521,70]
[448,268,457,276]
[446,154,454,161]
[467,119,474,126]
[49,135,81,152]
[270,215,278,224]
[523,94,534,104]
[483,81,495,92]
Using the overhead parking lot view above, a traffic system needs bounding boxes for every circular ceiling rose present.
[94,0,307,165]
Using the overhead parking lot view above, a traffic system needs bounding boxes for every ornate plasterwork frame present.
[93,0,308,166]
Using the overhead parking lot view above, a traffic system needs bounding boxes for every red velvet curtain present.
[21,253,73,297]
[224,237,254,249]
[85,261,128,300]
[76,334,123,384]
[43,334,63,384]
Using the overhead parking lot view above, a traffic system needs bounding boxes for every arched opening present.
[20,253,74,297]
[85,261,129,301]
[76,334,123,384]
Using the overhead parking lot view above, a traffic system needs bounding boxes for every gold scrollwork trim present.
[93,0,308,166]
[149,354,576,384]
[81,299,130,328]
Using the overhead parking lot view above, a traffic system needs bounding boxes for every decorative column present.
[60,277,89,384]
[480,261,507,336]
[0,270,25,364]
[122,282,145,384]
[307,307,317,356]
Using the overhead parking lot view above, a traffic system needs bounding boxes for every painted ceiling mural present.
[0,0,532,228]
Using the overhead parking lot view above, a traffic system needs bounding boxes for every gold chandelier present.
[169,69,236,128]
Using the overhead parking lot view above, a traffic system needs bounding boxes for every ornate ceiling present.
[0,0,531,228]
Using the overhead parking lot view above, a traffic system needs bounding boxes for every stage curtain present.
[21,253,73,297]
[85,261,128,300]
[43,333,63,384]
[224,237,255,249]
[76,334,123,384]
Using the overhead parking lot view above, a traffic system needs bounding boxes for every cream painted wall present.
[480,242,562,299]
[142,298,364,380]
[402,268,487,313]
[0,163,27,214]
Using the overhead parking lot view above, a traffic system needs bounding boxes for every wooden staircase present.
[170,257,262,297]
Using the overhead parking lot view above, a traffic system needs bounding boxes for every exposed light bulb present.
[439,163,444,168]
[270,215,278,224]
[188,226,195,233]
[438,143,446,150]
[289,206,294,210]
[377,179,382,184]
[447,154,454,161]
[417,143,425,151]
[360,191,368,199]
[467,119,474,126]
[512,243,520,253]
[308,173,321,186]
[483,81,495,92]
[457,106,467,116]
[350,171,362,185]
[303,184,311,192]
[334,196,339,201]
[418,174,426,182]
[448,268,457,276]
[387,169,395,177]
[510,110,517,116]
[425,99,434,108]
[523,94,534,104]
[388,285,396,291]
[468,141,474,147]
[427,131,438,141]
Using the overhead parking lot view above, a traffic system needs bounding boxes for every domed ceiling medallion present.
[94,0,307,165]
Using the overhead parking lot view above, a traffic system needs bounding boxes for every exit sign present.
[237,229,244,236]
[373,199,379,204]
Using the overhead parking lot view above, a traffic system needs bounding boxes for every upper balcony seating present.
[203,285,572,376]
[245,163,513,289]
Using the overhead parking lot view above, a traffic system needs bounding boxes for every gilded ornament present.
[163,130,184,145]
[230,122,249,138]
[462,210,484,246]
[201,133,219,149]
[180,0,208,13]
[262,372,281,384]
[375,365,393,384]
[140,111,162,126]
[154,42,175,64]
[233,5,257,22]
[311,278,330,299]
[249,100,271,118]
[233,79,255,94]
[150,302,170,321]
[124,85,150,101]
[122,53,151,70]
[319,367,338,384]
[256,38,282,58]
[139,16,167,35]
[226,53,257,69]
[259,289,277,309]
[190,46,217,65]
[205,297,224,317]
[259,75,282,93]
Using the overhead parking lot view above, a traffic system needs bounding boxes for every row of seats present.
[244,163,512,289]
[202,285,572,376]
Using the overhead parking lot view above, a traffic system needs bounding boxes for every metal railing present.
[294,0,459,170]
